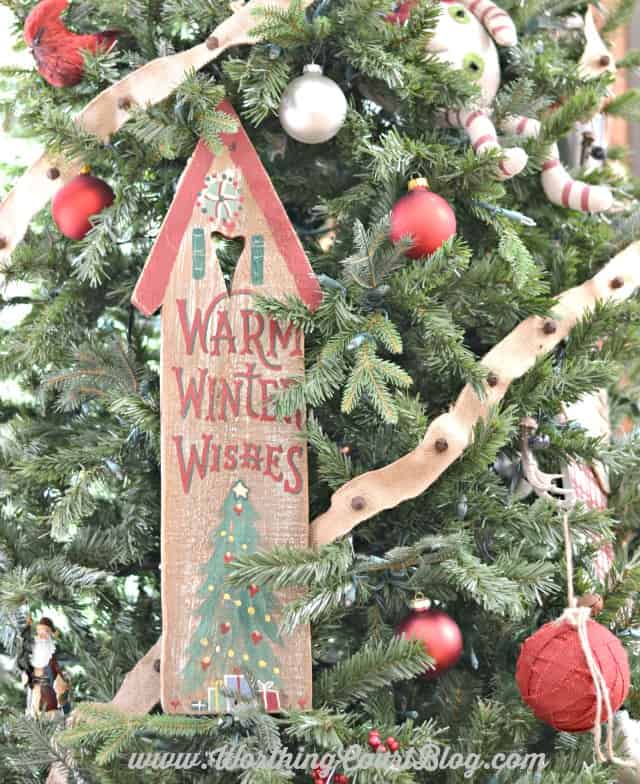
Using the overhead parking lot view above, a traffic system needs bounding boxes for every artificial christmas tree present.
[2,0,640,781]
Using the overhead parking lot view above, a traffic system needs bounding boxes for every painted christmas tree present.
[182,479,283,709]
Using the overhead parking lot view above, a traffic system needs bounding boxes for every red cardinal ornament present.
[24,0,118,88]
[385,0,417,24]
[516,613,629,732]
[51,174,114,240]
[390,178,456,259]
[395,596,463,678]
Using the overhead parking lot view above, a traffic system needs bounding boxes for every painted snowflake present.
[197,168,244,233]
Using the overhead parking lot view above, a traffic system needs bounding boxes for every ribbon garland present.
[558,512,633,766]
[310,241,640,547]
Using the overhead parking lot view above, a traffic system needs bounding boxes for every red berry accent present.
[233,503,243,515]
[251,631,263,645]
[249,584,260,597]
[387,737,400,752]
[376,744,388,753]
[220,622,231,634]
[223,552,233,563]
[368,736,381,749]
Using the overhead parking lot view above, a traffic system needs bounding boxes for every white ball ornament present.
[278,64,347,144]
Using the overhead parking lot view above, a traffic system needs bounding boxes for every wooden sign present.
[131,102,321,714]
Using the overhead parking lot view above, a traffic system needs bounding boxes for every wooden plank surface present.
[134,118,318,714]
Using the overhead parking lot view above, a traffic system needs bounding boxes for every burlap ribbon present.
[309,241,640,546]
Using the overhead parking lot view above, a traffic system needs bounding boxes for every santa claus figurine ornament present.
[17,616,71,718]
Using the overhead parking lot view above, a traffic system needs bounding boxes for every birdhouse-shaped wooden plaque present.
[132,102,320,714]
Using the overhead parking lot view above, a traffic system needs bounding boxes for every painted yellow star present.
[215,645,221,653]
[248,607,256,616]
[241,544,248,550]
[273,667,280,675]
[242,654,249,662]
[223,593,231,601]
[265,614,271,622]
[234,600,242,607]
[219,530,227,537]
[228,535,235,542]
[258,660,267,668]
[200,637,209,647]
[228,649,235,658]
[208,585,214,592]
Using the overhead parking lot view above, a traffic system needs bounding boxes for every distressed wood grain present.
[132,104,320,714]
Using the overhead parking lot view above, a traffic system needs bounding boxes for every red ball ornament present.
[395,597,463,678]
[52,174,114,240]
[390,178,456,259]
[516,615,630,732]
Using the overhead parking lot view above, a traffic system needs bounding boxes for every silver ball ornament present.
[279,64,347,144]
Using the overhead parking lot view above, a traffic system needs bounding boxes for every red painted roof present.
[131,101,322,317]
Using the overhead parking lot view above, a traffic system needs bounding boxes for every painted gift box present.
[258,680,281,712]
[208,680,224,713]
[224,674,254,711]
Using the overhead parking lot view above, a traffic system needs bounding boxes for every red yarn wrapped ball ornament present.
[395,597,463,679]
[52,174,115,240]
[390,178,456,259]
[516,616,630,732]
